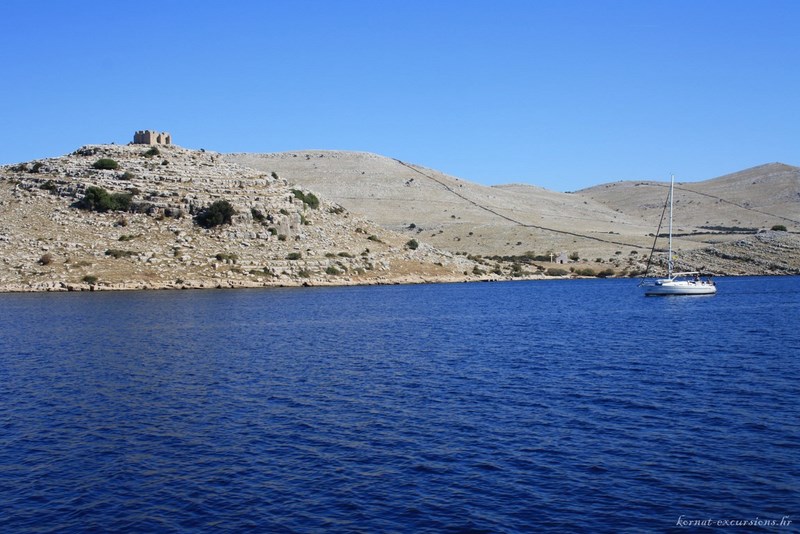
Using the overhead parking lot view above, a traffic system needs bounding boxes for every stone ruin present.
[133,130,172,145]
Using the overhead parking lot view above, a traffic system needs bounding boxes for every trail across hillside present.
[396,160,649,250]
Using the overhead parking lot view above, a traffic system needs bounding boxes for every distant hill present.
[227,152,800,276]
[576,163,800,231]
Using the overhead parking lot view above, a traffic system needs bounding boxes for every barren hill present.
[227,152,800,276]
[576,163,800,231]
[0,145,484,292]
[3,145,798,294]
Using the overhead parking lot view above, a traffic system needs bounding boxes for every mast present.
[668,174,674,278]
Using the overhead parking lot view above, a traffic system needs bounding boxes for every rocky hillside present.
[0,144,485,292]
[3,145,798,293]
[227,152,800,277]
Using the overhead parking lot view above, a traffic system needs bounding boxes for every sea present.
[1,277,798,533]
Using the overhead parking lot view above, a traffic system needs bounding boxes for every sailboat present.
[640,175,717,296]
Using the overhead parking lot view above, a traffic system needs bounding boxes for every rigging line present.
[639,184,671,284]
[395,160,649,250]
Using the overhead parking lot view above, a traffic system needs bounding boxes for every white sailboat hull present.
[644,279,717,296]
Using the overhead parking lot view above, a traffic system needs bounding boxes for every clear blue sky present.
[1,0,797,191]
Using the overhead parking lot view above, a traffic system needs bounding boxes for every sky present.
[1,0,798,192]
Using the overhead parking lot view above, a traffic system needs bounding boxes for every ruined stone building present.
[133,130,172,145]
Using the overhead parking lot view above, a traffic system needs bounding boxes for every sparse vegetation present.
[39,180,58,193]
[92,158,120,170]
[38,253,53,266]
[771,225,788,232]
[326,266,341,275]
[76,186,132,213]
[105,249,135,259]
[82,275,98,285]
[406,239,419,250]
[292,189,320,209]
[546,268,569,276]
[144,147,160,157]
[251,208,266,222]
[286,252,302,260]
[195,200,235,228]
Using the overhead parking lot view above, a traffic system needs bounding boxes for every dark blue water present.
[1,277,798,533]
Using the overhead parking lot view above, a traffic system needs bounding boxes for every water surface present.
[1,277,798,532]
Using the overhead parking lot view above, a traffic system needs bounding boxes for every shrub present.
[105,249,134,259]
[569,251,580,261]
[546,268,569,276]
[326,266,341,275]
[39,180,58,193]
[406,239,419,250]
[195,200,235,228]
[76,186,132,212]
[286,252,302,260]
[251,208,266,222]
[771,225,787,232]
[144,146,160,157]
[292,189,320,209]
[82,275,98,285]
[92,158,119,170]
[31,162,45,173]
[38,253,54,265]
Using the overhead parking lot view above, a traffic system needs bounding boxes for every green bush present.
[286,252,302,260]
[251,208,266,222]
[76,186,132,212]
[144,147,160,157]
[39,180,58,193]
[195,200,235,228]
[92,158,120,170]
[771,225,787,232]
[105,249,134,259]
[546,268,569,276]
[406,239,419,250]
[292,189,320,209]
[326,266,341,275]
[82,275,98,285]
